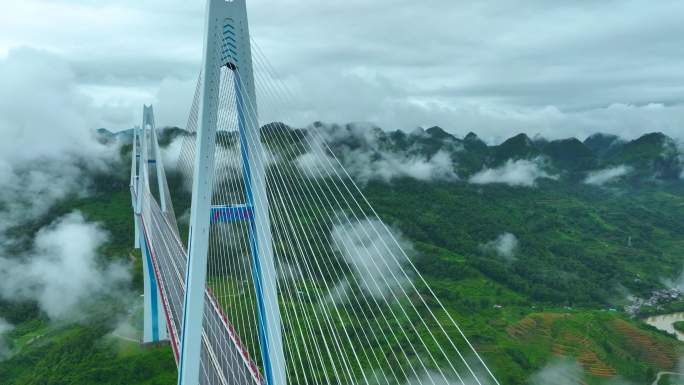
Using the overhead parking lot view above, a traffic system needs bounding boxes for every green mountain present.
[1,126,683,385]
[492,133,541,164]
[604,132,682,179]
[540,138,597,172]
[310,125,684,181]
[583,133,624,157]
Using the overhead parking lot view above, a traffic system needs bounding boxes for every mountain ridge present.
[1,123,682,385]
[105,123,683,183]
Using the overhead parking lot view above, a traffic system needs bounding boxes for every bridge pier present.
[132,111,171,345]
[139,221,170,344]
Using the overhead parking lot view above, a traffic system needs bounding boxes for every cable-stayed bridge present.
[130,1,501,385]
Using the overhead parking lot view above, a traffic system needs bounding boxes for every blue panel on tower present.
[210,204,253,223]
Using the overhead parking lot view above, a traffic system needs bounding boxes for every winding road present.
[652,371,684,385]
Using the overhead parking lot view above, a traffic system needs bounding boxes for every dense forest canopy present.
[0,124,682,384]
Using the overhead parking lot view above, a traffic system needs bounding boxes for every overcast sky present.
[1,0,683,142]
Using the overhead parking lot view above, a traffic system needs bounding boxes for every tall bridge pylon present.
[131,105,171,344]
[130,1,503,385]
[179,0,285,384]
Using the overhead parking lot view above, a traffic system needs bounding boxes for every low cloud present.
[325,279,352,306]
[527,359,635,385]
[215,142,278,175]
[0,212,130,321]
[165,135,279,191]
[0,158,116,236]
[0,318,12,361]
[330,217,414,302]
[584,165,632,186]
[277,261,304,283]
[480,232,519,261]
[401,369,493,385]
[528,358,584,385]
[296,150,339,179]
[107,298,142,345]
[167,123,457,186]
[678,141,684,180]
[0,47,120,236]
[296,123,458,184]
[469,158,557,187]
[364,368,491,385]
[161,134,185,172]
[344,149,456,184]
[665,270,684,291]
[0,46,132,334]
[405,371,474,385]
[160,135,195,192]
[0,48,116,167]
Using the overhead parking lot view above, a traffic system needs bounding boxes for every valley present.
[1,125,683,384]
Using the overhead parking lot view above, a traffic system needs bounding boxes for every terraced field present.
[506,311,682,383]
[612,319,679,370]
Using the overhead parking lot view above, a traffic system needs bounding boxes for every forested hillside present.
[0,125,682,384]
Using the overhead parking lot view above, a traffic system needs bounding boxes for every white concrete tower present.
[136,105,170,344]
[179,0,285,384]
[131,125,140,249]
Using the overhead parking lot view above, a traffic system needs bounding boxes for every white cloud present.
[677,141,684,180]
[584,165,632,186]
[469,158,557,187]
[296,151,338,179]
[0,212,130,320]
[154,77,198,128]
[0,46,129,326]
[330,218,413,302]
[0,47,120,234]
[108,300,142,344]
[0,47,115,164]
[216,143,277,173]
[0,42,133,339]
[277,261,304,283]
[161,135,184,172]
[3,2,684,141]
[665,270,684,291]
[405,371,468,385]
[325,279,352,306]
[0,162,12,186]
[528,358,585,385]
[402,369,493,385]
[481,232,519,261]
[0,161,83,234]
[0,317,13,361]
[162,134,278,193]
[295,123,458,184]
[345,149,456,184]
[253,2,684,142]
[214,142,278,187]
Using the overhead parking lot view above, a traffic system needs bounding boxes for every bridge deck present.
[138,189,262,385]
